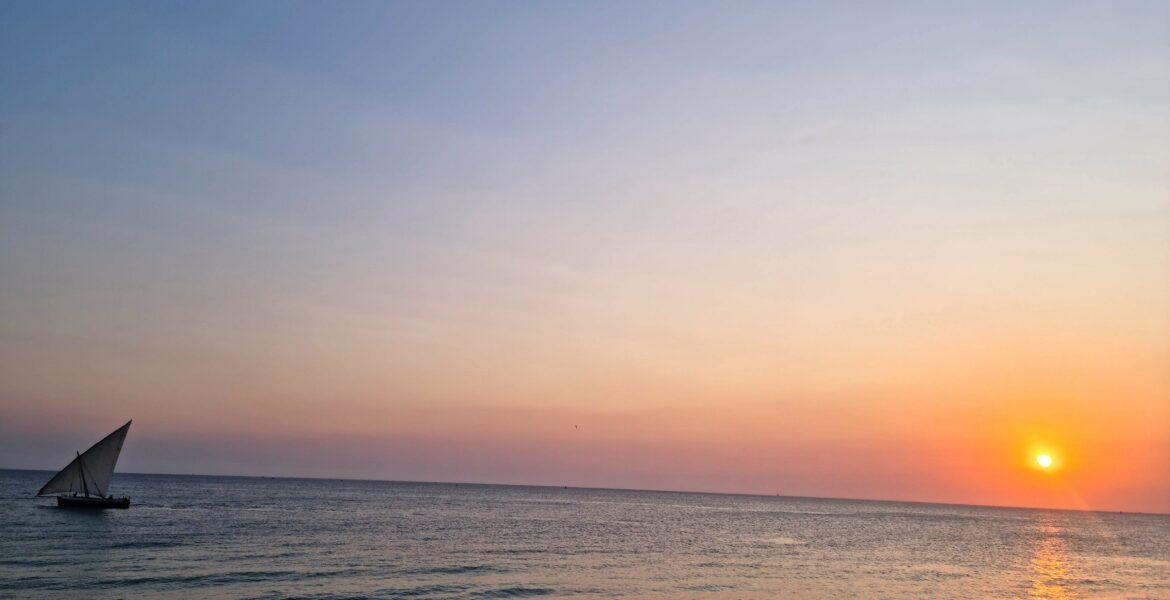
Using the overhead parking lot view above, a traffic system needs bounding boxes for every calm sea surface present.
[0,469,1167,599]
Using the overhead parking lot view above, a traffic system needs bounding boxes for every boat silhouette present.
[37,420,132,509]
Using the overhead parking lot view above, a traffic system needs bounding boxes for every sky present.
[1,1,1168,513]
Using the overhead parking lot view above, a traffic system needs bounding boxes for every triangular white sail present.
[37,421,132,497]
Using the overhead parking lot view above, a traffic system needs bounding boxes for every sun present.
[1025,442,1062,473]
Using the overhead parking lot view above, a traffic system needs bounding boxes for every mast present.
[77,452,90,497]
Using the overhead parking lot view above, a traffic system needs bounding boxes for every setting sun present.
[1036,454,1053,469]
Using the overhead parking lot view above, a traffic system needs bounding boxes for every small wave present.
[473,587,555,598]
[405,565,504,575]
[0,558,68,567]
[370,584,470,598]
[678,583,733,592]
[282,586,468,600]
[300,568,370,580]
[105,540,183,549]
[94,570,302,588]
[483,548,546,555]
[904,564,970,581]
[761,536,806,545]
[0,575,50,589]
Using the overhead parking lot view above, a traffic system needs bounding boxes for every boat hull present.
[56,495,130,509]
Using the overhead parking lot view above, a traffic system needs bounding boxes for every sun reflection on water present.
[1029,519,1075,599]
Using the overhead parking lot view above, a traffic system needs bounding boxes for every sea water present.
[0,469,1167,599]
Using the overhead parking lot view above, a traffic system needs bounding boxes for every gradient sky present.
[1,1,1168,513]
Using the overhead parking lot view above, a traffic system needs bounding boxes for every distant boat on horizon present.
[37,420,132,509]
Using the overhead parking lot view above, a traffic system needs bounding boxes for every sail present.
[37,421,131,497]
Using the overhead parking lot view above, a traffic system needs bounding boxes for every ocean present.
[1,469,1167,599]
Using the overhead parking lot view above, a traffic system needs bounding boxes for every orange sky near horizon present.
[3,286,1166,513]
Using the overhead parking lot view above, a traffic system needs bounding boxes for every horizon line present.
[3,467,1165,517]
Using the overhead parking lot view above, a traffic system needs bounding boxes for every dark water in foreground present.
[0,470,1167,599]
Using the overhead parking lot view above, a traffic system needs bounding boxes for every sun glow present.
[1024,439,1064,474]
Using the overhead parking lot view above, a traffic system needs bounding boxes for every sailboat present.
[37,420,133,509]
